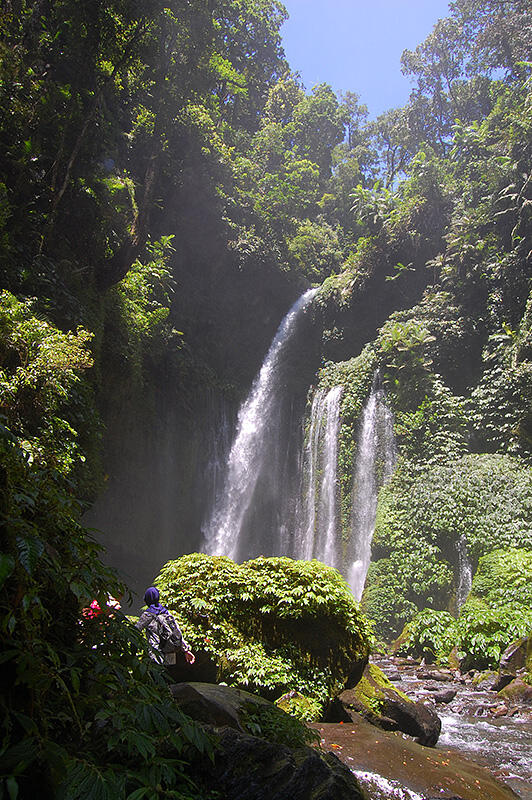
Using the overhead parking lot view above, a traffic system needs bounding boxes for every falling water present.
[316,386,343,567]
[299,388,328,560]
[456,534,472,608]
[298,385,343,566]
[348,377,396,601]
[202,289,317,560]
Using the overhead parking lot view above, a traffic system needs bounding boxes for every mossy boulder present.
[275,691,322,722]
[156,554,372,709]
[499,636,529,674]
[498,677,532,704]
[328,663,441,746]
[471,670,499,691]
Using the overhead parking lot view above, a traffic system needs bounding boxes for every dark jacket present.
[136,609,191,663]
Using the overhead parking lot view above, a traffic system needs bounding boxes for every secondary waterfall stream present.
[348,376,396,600]
[297,385,343,567]
[202,288,317,560]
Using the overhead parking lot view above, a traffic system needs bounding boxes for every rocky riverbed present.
[368,654,532,800]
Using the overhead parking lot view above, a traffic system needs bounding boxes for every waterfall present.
[299,388,328,560]
[456,534,472,608]
[348,377,396,601]
[298,385,343,567]
[202,289,317,560]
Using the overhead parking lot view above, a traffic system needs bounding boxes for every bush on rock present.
[157,553,373,709]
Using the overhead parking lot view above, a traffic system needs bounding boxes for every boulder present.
[499,636,529,674]
[170,681,271,730]
[498,677,532,704]
[169,683,367,800]
[328,663,441,746]
[491,674,515,693]
[433,688,458,704]
[472,670,499,691]
[194,726,368,800]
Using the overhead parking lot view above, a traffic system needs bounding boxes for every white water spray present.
[456,534,472,608]
[315,385,343,567]
[348,377,396,601]
[297,385,343,566]
[202,289,317,559]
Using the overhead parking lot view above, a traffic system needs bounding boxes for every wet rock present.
[387,670,402,681]
[491,673,515,692]
[425,669,453,681]
[498,677,532,704]
[333,663,441,746]
[472,670,499,691]
[433,688,458,704]
[196,726,367,800]
[314,719,518,800]
[491,704,509,718]
[171,683,367,799]
[499,636,529,673]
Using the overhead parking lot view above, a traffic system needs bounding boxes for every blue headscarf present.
[144,586,167,615]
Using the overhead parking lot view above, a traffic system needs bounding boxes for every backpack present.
[155,612,182,652]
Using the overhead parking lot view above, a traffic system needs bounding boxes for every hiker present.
[135,586,195,666]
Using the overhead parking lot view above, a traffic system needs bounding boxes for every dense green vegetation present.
[157,554,372,709]
[1,0,532,795]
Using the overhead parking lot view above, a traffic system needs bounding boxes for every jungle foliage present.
[1,0,532,793]
[156,553,372,709]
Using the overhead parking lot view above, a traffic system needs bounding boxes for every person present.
[135,586,195,667]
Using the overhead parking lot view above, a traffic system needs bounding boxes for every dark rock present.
[491,673,516,693]
[336,664,441,746]
[498,677,532,704]
[500,637,529,673]
[433,688,458,704]
[170,683,367,799]
[170,681,272,730]
[387,671,402,681]
[193,726,367,800]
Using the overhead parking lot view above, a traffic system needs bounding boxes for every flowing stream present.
[375,655,532,800]
[202,289,317,560]
[348,377,396,600]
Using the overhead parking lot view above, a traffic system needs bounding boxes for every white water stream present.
[297,385,343,567]
[202,289,317,560]
[456,533,473,608]
[348,378,396,600]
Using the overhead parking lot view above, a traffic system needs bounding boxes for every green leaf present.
[0,554,15,589]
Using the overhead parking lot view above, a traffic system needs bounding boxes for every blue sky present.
[280,0,452,117]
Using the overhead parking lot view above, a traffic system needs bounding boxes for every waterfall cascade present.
[348,377,397,601]
[456,534,473,608]
[297,385,343,567]
[202,289,317,560]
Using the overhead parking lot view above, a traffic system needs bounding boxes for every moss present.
[471,670,498,687]
[275,691,322,722]
[354,663,411,715]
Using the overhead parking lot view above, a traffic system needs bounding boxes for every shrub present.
[157,553,373,709]
[395,608,458,664]
[457,598,532,671]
